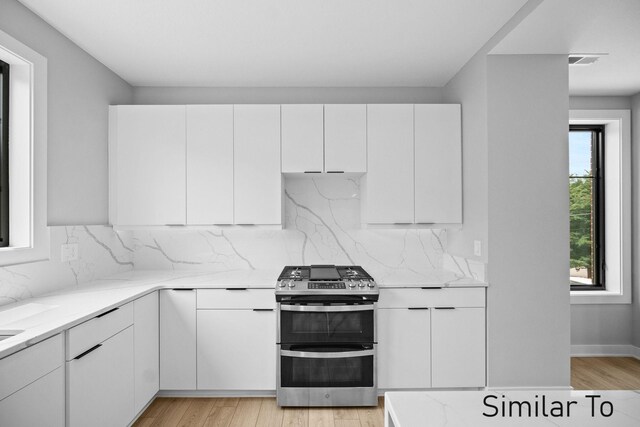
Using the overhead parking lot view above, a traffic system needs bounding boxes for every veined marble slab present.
[385,391,640,426]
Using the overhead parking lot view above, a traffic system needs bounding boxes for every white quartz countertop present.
[385,391,640,426]
[0,268,486,359]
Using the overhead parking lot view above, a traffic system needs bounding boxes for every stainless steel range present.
[275,265,379,407]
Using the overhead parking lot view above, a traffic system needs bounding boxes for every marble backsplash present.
[130,176,462,284]
[0,225,134,306]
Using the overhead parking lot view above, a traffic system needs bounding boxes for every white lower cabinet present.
[431,307,485,388]
[197,309,276,390]
[134,292,159,415]
[160,289,197,389]
[377,308,430,389]
[377,288,486,390]
[0,334,64,427]
[67,326,134,427]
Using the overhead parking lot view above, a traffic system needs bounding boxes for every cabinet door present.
[134,292,159,415]
[160,289,196,390]
[365,104,414,223]
[0,367,64,427]
[377,308,430,389]
[234,105,282,225]
[324,104,367,173]
[414,104,462,223]
[110,105,186,226]
[281,104,324,173]
[197,309,276,390]
[67,326,134,427]
[186,105,234,224]
[431,307,485,388]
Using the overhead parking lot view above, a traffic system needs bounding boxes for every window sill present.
[0,243,50,267]
[570,289,631,305]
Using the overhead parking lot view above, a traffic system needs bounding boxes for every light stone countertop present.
[385,390,640,426]
[0,268,486,359]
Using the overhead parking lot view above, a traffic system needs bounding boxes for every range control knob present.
[358,280,366,288]
[348,280,357,288]
[367,282,376,288]
[288,280,296,288]
[278,281,287,288]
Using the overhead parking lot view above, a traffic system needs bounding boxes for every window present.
[569,125,604,290]
[0,59,9,247]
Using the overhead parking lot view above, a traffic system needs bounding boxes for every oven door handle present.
[280,349,375,359]
[279,304,373,312]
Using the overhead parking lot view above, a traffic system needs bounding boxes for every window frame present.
[0,59,8,248]
[569,110,631,305]
[569,124,605,291]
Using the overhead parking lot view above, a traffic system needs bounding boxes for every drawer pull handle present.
[408,307,430,310]
[172,288,194,291]
[96,307,119,318]
[304,171,322,174]
[225,288,248,291]
[435,307,456,310]
[252,308,274,312]
[327,171,344,174]
[74,344,102,360]
[421,287,443,290]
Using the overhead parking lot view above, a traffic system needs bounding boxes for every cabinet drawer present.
[197,289,275,310]
[0,334,63,401]
[66,302,133,360]
[378,288,485,308]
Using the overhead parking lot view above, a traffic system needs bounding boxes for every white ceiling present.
[17,0,528,87]
[492,0,640,96]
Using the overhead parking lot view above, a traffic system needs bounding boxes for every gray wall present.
[633,92,640,348]
[133,86,443,105]
[486,54,570,387]
[568,95,636,350]
[0,0,133,225]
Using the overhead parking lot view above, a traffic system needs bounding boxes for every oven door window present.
[280,346,374,388]
[279,305,374,344]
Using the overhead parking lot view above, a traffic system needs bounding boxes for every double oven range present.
[275,265,379,407]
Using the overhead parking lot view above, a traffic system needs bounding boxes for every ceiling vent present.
[569,54,606,66]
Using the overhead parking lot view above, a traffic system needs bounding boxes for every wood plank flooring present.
[133,397,384,427]
[571,356,640,390]
[135,357,640,427]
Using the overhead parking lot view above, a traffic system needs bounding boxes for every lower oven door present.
[278,303,375,344]
[277,344,378,407]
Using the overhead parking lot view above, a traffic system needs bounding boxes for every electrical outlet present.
[61,243,79,262]
[473,240,482,257]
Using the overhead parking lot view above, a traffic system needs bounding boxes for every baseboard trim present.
[485,386,572,391]
[571,344,640,359]
[158,390,276,398]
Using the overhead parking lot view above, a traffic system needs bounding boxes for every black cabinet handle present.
[96,307,119,318]
[421,287,443,290]
[408,307,430,310]
[225,288,247,291]
[304,171,322,174]
[327,171,344,174]
[435,307,456,310]
[172,288,194,291]
[252,308,274,312]
[73,344,102,360]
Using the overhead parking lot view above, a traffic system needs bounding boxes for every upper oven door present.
[278,302,375,344]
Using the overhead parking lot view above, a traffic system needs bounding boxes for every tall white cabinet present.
[109,105,186,226]
[233,105,282,225]
[133,292,159,415]
[365,104,415,224]
[186,105,234,225]
[324,104,367,173]
[414,104,462,223]
[281,104,324,173]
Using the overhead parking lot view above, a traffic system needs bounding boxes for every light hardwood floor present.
[133,397,385,427]
[134,357,640,427]
[571,356,640,390]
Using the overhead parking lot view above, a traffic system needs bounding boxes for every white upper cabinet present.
[109,105,186,226]
[414,104,462,223]
[365,104,415,224]
[324,104,367,173]
[186,105,234,225]
[281,104,324,173]
[234,105,282,225]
